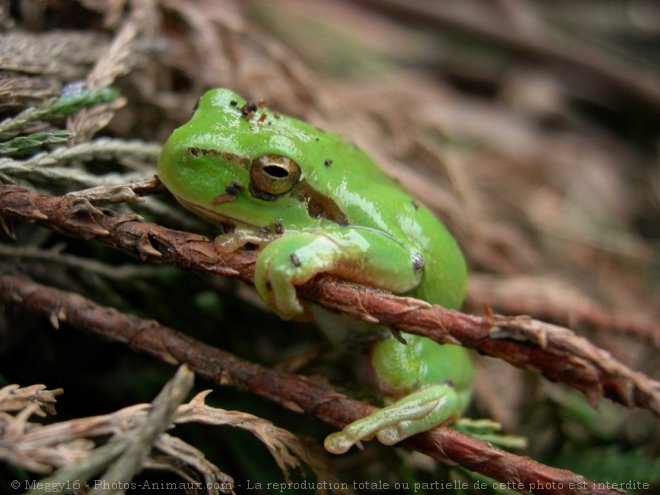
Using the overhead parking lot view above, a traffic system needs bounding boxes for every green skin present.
[158,88,474,454]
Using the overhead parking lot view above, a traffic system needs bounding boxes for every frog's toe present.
[273,297,313,322]
[267,278,306,320]
[324,432,356,455]
[323,384,462,454]
[376,425,402,445]
[255,257,306,320]
[324,421,407,453]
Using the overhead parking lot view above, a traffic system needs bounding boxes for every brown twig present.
[90,366,194,495]
[467,275,660,347]
[1,382,317,490]
[0,384,63,416]
[0,274,624,495]
[0,183,658,418]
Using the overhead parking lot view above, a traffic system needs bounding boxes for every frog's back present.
[273,103,466,309]
[299,139,467,310]
[201,88,467,309]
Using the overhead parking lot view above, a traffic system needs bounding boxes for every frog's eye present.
[250,155,301,199]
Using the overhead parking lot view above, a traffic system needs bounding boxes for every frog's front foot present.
[255,254,307,320]
[254,232,345,320]
[324,383,460,454]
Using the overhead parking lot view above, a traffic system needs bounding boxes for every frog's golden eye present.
[250,155,301,200]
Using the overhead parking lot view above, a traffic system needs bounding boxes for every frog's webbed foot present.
[324,383,460,454]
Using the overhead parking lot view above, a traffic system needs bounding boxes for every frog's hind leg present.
[324,383,460,454]
[377,383,463,445]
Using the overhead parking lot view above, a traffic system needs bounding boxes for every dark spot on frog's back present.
[289,253,301,267]
[412,252,425,272]
[240,100,258,120]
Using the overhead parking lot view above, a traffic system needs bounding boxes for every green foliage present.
[554,445,660,486]
[453,418,527,451]
[50,86,119,116]
[0,86,119,138]
[0,131,74,157]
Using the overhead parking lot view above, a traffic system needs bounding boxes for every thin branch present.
[0,164,144,188]
[1,384,322,491]
[89,366,194,495]
[0,274,624,495]
[0,139,158,188]
[0,184,657,417]
[467,275,660,347]
[23,367,193,495]
[0,384,63,416]
[0,243,161,279]
[0,138,160,169]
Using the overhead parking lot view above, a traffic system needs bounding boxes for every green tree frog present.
[158,88,474,454]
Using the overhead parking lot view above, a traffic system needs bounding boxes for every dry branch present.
[0,384,63,417]
[467,276,660,347]
[1,380,320,492]
[0,274,624,495]
[91,366,194,495]
[0,184,658,418]
[24,367,193,495]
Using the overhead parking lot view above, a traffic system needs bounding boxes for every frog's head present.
[158,88,344,232]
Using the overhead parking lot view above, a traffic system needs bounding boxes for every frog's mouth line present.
[173,180,349,229]
[175,195,253,229]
